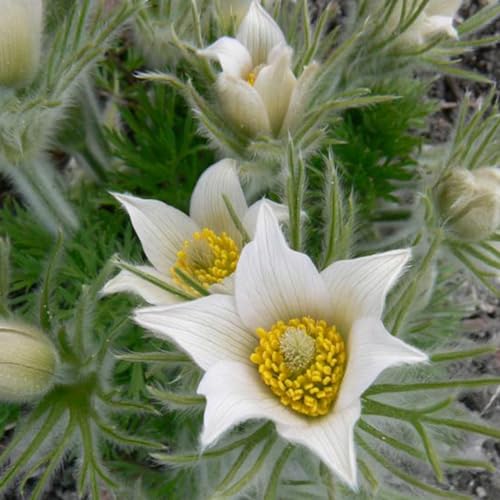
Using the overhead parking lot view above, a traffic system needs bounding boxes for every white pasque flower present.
[135,203,428,488]
[102,159,288,305]
[0,0,43,87]
[199,0,318,137]
[382,0,462,45]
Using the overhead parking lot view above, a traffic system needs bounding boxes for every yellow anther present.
[250,317,346,418]
[171,228,239,295]
[247,71,256,86]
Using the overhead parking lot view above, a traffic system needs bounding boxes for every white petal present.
[237,0,285,66]
[189,159,248,243]
[277,401,361,489]
[235,203,331,332]
[320,249,411,337]
[253,45,296,135]
[421,15,458,39]
[101,266,183,305]
[209,274,235,294]
[198,361,308,447]
[426,0,462,17]
[134,295,255,371]
[198,37,252,78]
[243,198,290,237]
[335,317,428,411]
[112,193,199,275]
[216,73,271,136]
[280,62,319,135]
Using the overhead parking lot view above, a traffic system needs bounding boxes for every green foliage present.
[331,79,436,217]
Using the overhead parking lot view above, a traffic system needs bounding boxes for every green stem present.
[219,434,278,498]
[0,404,65,491]
[29,415,76,500]
[356,434,468,499]
[422,416,500,440]
[431,347,497,363]
[223,195,251,245]
[114,259,196,300]
[152,423,273,465]
[365,378,500,396]
[387,231,443,336]
[115,351,192,364]
[214,440,260,494]
[173,267,210,296]
[264,444,294,500]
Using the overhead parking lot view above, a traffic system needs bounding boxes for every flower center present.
[250,317,346,417]
[171,228,239,294]
[246,71,256,86]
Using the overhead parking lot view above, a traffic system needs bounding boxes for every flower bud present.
[436,167,500,242]
[0,321,57,402]
[369,0,461,45]
[0,0,43,88]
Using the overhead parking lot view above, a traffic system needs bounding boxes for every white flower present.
[199,0,318,137]
[134,203,428,488]
[0,0,43,88]
[380,0,462,45]
[102,159,289,304]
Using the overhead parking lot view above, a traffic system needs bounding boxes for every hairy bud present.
[0,321,57,402]
[0,0,43,88]
[436,167,500,242]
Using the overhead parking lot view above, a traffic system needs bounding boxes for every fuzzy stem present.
[0,404,65,492]
[386,230,443,336]
[152,422,273,465]
[264,444,294,500]
[0,238,11,315]
[219,433,279,498]
[0,159,78,235]
[29,415,77,500]
[356,434,468,499]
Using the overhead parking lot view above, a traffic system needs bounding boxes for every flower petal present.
[134,295,255,371]
[189,159,248,243]
[216,73,271,136]
[320,249,411,336]
[254,45,296,135]
[335,317,428,411]
[237,0,285,66]
[198,36,252,78]
[277,401,361,489]
[198,361,309,447]
[112,193,199,275]
[421,15,458,39]
[235,202,331,332]
[280,62,319,135]
[426,0,462,17]
[243,198,290,237]
[101,265,182,305]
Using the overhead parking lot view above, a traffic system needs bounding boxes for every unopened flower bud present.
[0,0,43,88]
[0,321,57,402]
[436,167,500,242]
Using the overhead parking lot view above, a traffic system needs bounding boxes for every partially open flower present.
[0,0,43,88]
[436,167,500,242]
[0,320,57,402]
[199,0,317,137]
[102,159,289,304]
[375,0,462,45]
[135,203,427,488]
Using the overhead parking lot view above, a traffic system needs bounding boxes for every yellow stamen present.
[250,317,346,418]
[171,228,239,295]
[247,71,256,86]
